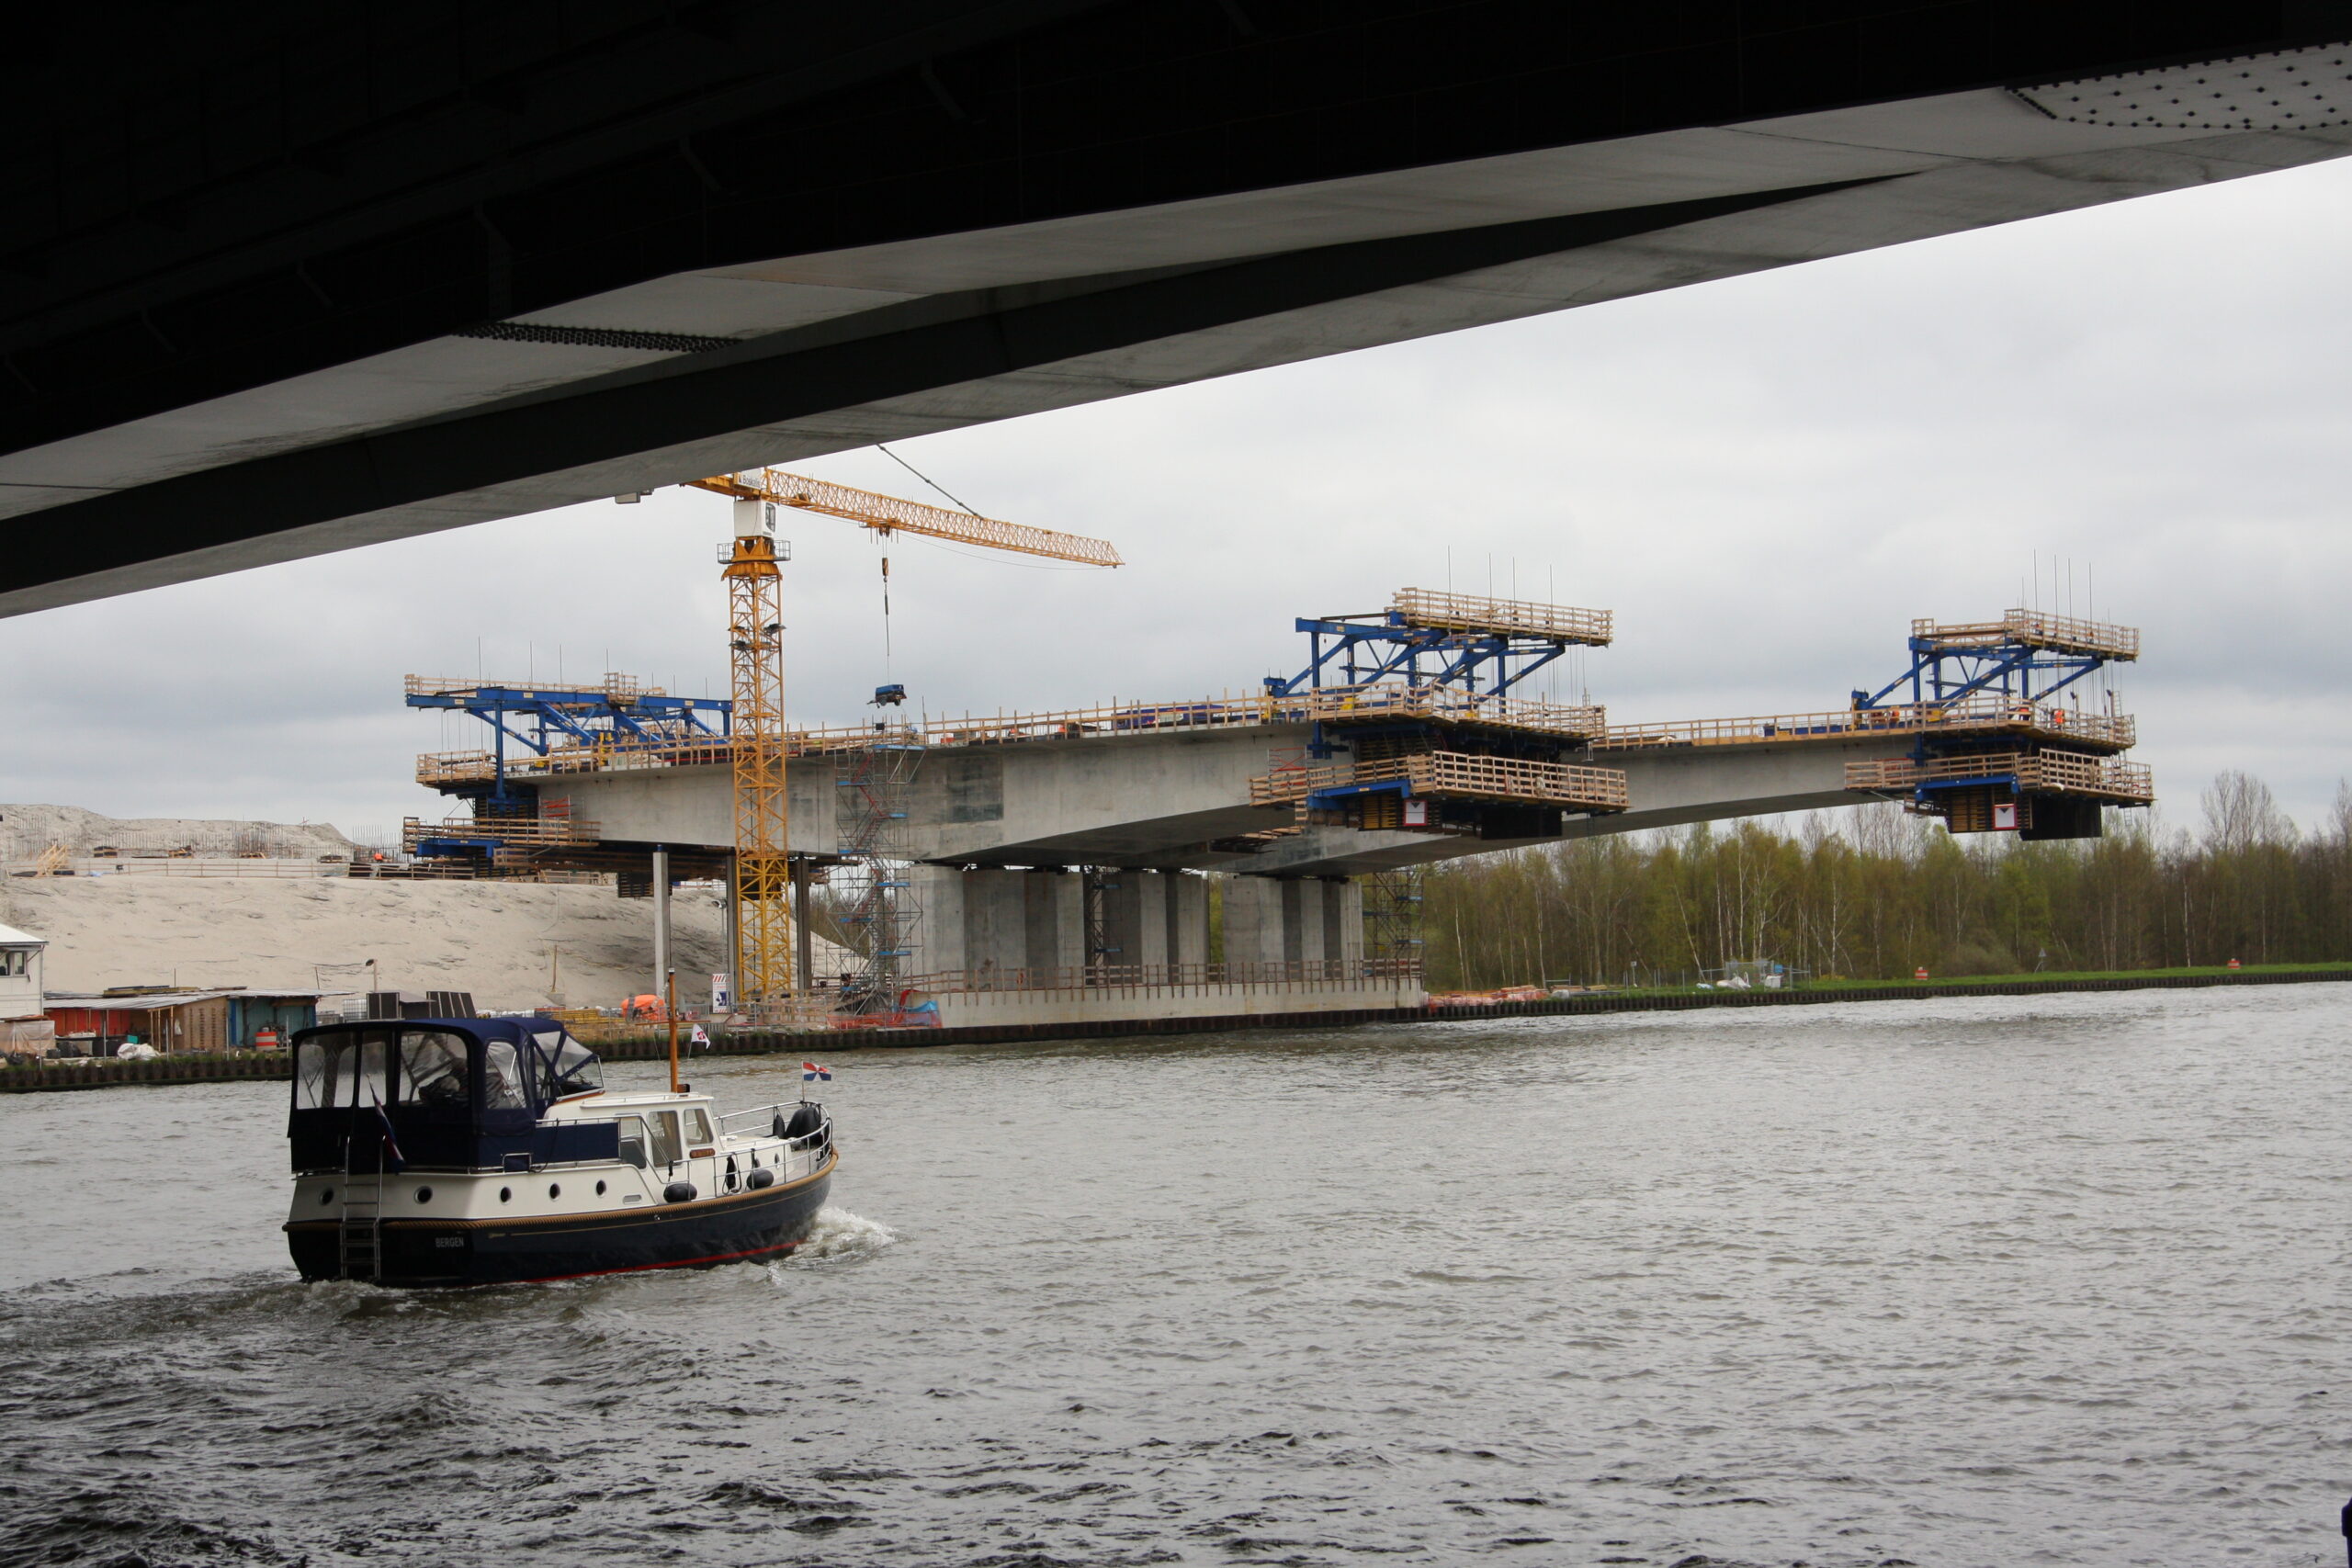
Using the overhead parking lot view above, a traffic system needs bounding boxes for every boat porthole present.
[319,1188,334,1205]
[413,1186,433,1204]
[594,1179,606,1195]
[500,1187,513,1203]
[548,1182,561,1200]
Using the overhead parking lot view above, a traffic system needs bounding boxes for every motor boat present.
[283,1018,832,1286]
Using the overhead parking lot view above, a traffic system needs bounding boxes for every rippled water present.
[4,987,2348,1567]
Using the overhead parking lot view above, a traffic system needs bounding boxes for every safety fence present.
[1388,588,1612,644]
[1250,751,1629,811]
[1600,701,2134,752]
[1911,610,2140,660]
[1845,750,2155,801]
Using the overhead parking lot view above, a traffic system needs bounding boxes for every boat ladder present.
[339,1185,383,1281]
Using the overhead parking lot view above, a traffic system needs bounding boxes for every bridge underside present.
[533,723,1898,876]
[6,5,2351,615]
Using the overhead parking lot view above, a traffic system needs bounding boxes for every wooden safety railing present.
[1251,750,1629,811]
[406,673,670,699]
[1845,750,2154,802]
[1911,610,2139,660]
[1601,701,2134,752]
[1389,588,1613,645]
[1407,751,1629,807]
[401,813,604,852]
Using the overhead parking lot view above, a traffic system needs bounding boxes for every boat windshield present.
[549,1036,603,1096]
[395,1032,472,1109]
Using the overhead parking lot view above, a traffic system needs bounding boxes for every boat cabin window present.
[396,1032,471,1108]
[617,1117,650,1169]
[647,1111,683,1168]
[482,1042,527,1111]
[294,1030,390,1111]
[684,1108,715,1146]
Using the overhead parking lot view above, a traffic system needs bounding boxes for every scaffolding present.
[1362,865,1427,967]
[1845,610,2148,840]
[834,741,925,1014]
[726,502,795,1008]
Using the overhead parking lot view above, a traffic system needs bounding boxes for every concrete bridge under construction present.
[402,593,2151,1022]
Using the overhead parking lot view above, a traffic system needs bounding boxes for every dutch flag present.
[802,1062,831,1082]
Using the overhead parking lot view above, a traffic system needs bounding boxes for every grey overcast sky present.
[7,151,2349,844]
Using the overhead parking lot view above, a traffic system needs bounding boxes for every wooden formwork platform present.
[1251,750,1629,812]
[1844,750,2154,803]
[401,813,604,852]
[1909,610,2139,660]
[1389,588,1612,645]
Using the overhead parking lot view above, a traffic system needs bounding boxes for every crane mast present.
[687,468,1121,1019]
[723,498,794,1010]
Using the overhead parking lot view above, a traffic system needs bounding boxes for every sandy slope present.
[3,873,855,1013]
[2,804,352,862]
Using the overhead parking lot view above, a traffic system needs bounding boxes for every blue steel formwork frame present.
[1851,632,2110,721]
[1264,611,1577,762]
[1849,615,2138,834]
[1268,614,1570,701]
[407,682,732,807]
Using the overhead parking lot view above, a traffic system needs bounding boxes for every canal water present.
[2,986,2346,1567]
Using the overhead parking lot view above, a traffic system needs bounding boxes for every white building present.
[0,922,52,1053]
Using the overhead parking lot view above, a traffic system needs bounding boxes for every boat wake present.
[786,1206,899,1266]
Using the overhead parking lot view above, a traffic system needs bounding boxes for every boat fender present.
[724,1156,741,1193]
[663,1181,697,1203]
[747,1168,775,1190]
[782,1103,825,1142]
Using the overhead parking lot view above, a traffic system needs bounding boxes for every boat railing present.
[718,1102,834,1179]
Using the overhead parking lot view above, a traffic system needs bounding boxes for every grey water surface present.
[2,986,2346,1567]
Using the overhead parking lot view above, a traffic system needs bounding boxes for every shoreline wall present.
[7,965,2348,1093]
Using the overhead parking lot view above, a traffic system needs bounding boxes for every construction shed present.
[0,922,51,1052]
[44,988,321,1054]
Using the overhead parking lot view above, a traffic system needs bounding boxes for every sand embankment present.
[2,804,354,862]
[0,875,744,1011]
[1,806,853,1011]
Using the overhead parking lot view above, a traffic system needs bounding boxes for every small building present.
[44,987,321,1055]
[0,922,52,1054]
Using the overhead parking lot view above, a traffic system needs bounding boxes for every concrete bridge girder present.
[534,726,1901,877]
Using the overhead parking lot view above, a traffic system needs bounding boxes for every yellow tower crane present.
[684,468,1122,1014]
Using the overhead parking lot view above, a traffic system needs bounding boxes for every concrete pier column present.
[910,864,967,979]
[1221,875,1284,968]
[1281,879,1326,965]
[790,858,813,993]
[1024,870,1084,977]
[963,868,1028,985]
[720,854,739,990]
[650,847,672,998]
[1100,869,1168,976]
[1169,873,1208,968]
[1326,877,1364,967]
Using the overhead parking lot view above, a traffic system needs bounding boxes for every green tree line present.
[1421,772,2352,988]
